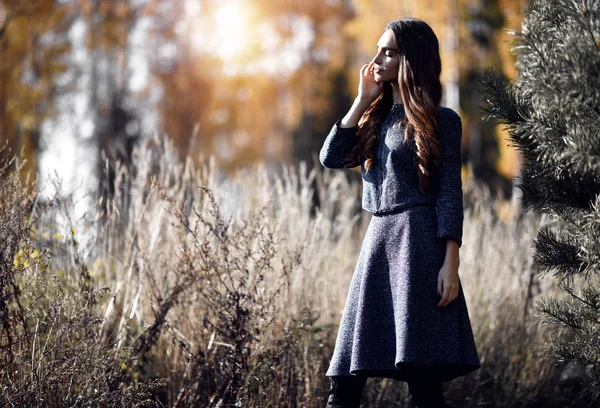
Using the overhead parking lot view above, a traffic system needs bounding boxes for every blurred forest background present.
[1,0,528,217]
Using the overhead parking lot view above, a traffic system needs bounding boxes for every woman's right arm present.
[319,62,383,169]
[318,97,372,169]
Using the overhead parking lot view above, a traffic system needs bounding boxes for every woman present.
[319,18,481,408]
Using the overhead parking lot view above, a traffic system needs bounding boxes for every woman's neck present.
[391,81,402,104]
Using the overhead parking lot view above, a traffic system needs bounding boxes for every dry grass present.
[0,137,596,407]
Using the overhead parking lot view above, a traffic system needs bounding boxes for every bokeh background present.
[2,0,527,217]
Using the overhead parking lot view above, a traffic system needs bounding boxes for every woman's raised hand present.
[358,61,384,104]
[339,62,383,128]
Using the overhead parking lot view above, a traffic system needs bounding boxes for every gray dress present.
[321,104,481,383]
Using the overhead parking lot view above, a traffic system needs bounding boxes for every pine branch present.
[479,67,530,127]
[517,160,600,214]
[535,296,585,330]
[532,225,586,279]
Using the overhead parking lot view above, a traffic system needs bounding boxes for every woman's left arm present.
[437,239,460,307]
[435,109,464,307]
[435,109,464,248]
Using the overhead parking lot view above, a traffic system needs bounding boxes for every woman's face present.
[371,29,400,84]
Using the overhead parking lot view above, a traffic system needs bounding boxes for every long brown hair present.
[346,18,443,195]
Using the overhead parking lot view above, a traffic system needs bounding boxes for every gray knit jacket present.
[319,103,464,248]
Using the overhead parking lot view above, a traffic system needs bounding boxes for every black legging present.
[325,375,446,408]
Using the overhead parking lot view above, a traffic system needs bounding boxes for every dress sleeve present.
[435,110,464,248]
[319,119,360,169]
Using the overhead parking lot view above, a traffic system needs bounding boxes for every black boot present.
[407,378,447,408]
[326,375,368,408]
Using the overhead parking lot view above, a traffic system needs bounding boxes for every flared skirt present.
[325,204,481,382]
